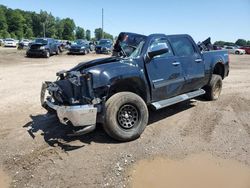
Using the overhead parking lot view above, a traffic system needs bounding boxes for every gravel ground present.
[0,48,249,188]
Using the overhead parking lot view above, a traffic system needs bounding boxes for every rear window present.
[169,37,195,56]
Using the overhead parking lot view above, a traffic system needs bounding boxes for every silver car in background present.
[224,46,245,55]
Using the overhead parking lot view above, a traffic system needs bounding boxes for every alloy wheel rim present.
[117,104,139,129]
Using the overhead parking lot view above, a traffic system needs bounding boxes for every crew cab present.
[26,38,60,58]
[41,32,229,141]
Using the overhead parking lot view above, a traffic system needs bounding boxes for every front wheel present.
[203,74,222,101]
[235,51,240,55]
[104,92,148,141]
[45,50,50,58]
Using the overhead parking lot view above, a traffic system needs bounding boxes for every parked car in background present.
[68,39,90,55]
[95,39,113,54]
[240,46,250,54]
[20,39,30,46]
[224,46,245,55]
[4,38,17,47]
[26,38,60,58]
[18,39,31,49]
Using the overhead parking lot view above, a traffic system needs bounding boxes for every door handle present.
[195,58,202,63]
[172,62,180,66]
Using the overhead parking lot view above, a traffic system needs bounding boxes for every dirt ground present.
[0,48,249,188]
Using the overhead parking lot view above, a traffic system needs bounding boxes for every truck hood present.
[70,56,123,72]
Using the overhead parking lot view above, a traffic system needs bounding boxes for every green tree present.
[94,28,103,41]
[247,41,250,46]
[75,26,85,39]
[235,39,247,46]
[0,30,10,38]
[55,17,64,39]
[86,29,91,41]
[214,41,225,46]
[0,7,8,31]
[38,11,57,38]
[61,18,75,40]
[31,12,43,37]
[24,27,33,38]
[6,9,25,39]
[103,32,113,40]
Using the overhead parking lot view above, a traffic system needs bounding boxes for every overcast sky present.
[0,0,250,42]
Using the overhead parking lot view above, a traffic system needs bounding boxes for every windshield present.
[99,39,112,45]
[129,41,145,58]
[5,39,14,42]
[75,40,86,45]
[35,39,48,44]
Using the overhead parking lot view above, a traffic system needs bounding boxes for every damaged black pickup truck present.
[41,32,229,141]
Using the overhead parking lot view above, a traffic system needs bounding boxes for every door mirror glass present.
[148,43,169,59]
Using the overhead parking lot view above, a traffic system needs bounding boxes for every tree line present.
[0,5,114,41]
[214,39,250,47]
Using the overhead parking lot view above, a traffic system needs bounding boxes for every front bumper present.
[68,48,85,54]
[95,47,111,54]
[27,49,47,56]
[41,82,97,127]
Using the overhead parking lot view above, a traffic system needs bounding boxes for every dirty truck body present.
[41,33,229,141]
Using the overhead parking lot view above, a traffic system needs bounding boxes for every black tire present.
[45,50,50,58]
[55,48,59,55]
[104,92,148,141]
[235,51,240,55]
[203,74,222,101]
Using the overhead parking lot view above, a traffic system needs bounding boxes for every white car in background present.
[224,46,245,55]
[20,39,31,47]
[4,38,17,47]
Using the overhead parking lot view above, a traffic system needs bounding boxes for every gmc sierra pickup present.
[41,32,229,141]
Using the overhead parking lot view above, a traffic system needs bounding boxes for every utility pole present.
[102,8,104,38]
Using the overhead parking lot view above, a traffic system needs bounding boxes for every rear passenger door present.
[168,36,205,93]
[146,37,185,102]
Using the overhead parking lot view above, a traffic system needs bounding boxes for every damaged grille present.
[47,71,93,105]
[30,44,43,50]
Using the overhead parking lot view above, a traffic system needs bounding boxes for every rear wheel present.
[104,92,148,141]
[203,74,222,101]
[235,51,240,55]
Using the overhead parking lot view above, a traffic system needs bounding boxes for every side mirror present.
[147,43,169,59]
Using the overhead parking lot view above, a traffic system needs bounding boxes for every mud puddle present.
[0,169,10,188]
[129,153,250,188]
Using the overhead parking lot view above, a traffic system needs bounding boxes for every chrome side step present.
[151,89,205,110]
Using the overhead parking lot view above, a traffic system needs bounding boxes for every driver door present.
[145,37,185,102]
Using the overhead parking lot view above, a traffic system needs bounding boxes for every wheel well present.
[108,78,147,102]
[213,63,225,79]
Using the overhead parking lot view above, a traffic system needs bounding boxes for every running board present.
[151,89,205,110]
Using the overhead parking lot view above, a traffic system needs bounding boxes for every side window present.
[149,38,173,58]
[169,37,196,56]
